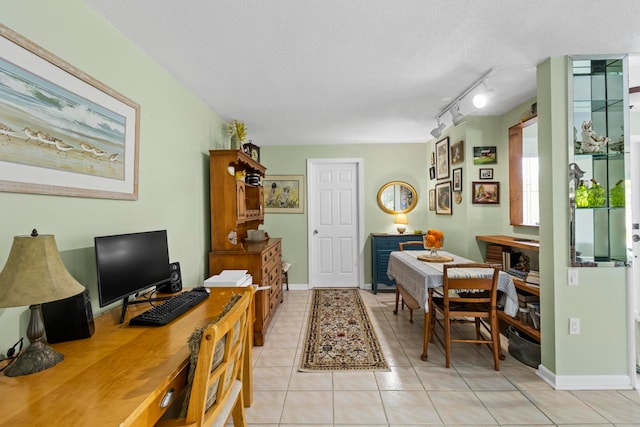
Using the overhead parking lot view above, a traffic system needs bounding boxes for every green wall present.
[538,57,629,383]
[261,143,429,286]
[1,0,229,348]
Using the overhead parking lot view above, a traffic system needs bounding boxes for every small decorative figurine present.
[580,121,608,153]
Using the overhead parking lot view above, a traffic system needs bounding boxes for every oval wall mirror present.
[377,181,418,214]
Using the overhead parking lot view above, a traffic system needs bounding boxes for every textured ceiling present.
[84,0,640,146]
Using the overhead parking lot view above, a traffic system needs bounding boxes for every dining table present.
[386,249,519,361]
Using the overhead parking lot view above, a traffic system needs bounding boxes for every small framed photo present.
[429,166,435,180]
[435,181,452,215]
[450,140,464,165]
[473,146,497,165]
[429,189,435,211]
[452,168,462,192]
[479,168,493,180]
[435,137,450,180]
[430,151,435,166]
[472,181,500,204]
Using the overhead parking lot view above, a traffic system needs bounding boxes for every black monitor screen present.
[95,230,171,307]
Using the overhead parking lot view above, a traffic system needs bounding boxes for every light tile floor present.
[244,289,640,426]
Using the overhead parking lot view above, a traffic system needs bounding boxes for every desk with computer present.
[0,229,255,425]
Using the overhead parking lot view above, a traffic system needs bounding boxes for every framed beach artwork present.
[0,25,140,200]
[264,175,305,213]
[435,137,449,180]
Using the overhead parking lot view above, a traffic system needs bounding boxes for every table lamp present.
[0,230,86,376]
[394,214,408,234]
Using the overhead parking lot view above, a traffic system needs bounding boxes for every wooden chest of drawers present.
[209,238,282,346]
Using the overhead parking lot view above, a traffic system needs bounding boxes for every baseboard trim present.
[537,364,633,390]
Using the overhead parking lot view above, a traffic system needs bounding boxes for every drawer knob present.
[160,388,175,408]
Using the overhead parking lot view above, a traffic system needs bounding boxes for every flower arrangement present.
[228,120,248,149]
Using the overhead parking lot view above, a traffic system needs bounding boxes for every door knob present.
[313,230,318,235]
[633,234,640,242]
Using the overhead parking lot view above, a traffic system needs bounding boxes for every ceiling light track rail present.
[435,68,494,120]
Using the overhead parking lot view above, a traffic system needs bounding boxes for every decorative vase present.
[587,179,605,207]
[230,132,242,150]
[575,180,589,208]
[609,179,625,207]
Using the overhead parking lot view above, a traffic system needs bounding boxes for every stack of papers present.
[204,270,252,287]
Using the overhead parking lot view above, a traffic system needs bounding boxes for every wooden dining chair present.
[426,263,501,370]
[394,241,425,323]
[156,286,254,427]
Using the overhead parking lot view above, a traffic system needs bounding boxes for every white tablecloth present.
[387,250,519,317]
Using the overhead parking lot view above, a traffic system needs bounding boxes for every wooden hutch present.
[208,150,283,346]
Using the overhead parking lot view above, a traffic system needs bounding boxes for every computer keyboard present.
[129,288,210,326]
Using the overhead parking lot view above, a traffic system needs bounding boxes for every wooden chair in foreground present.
[393,241,425,323]
[426,263,502,370]
[156,286,254,427]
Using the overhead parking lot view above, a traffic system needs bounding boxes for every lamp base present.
[396,225,406,234]
[4,341,63,377]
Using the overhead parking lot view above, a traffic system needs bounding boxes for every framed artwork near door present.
[428,189,435,211]
[264,175,304,213]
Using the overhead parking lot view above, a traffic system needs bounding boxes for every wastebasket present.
[507,326,541,368]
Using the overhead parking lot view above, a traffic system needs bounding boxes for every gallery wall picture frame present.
[429,166,435,180]
[428,189,435,211]
[435,181,452,215]
[450,140,464,165]
[435,137,450,180]
[0,24,140,200]
[472,181,500,204]
[263,175,305,213]
[473,146,497,165]
[452,168,462,192]
[479,168,494,179]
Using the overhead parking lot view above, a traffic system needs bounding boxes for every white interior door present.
[307,158,363,288]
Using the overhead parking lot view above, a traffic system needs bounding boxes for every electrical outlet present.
[569,317,580,334]
[568,268,579,286]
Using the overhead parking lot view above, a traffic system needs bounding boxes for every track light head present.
[430,120,446,139]
[450,104,465,126]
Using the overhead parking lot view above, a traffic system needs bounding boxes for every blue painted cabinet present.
[371,233,424,293]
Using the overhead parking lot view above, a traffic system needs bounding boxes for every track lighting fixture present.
[449,103,465,126]
[429,68,493,138]
[430,119,446,139]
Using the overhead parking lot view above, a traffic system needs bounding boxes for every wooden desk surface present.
[0,287,252,427]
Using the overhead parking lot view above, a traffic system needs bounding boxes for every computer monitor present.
[95,230,171,309]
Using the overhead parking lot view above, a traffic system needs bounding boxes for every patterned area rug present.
[299,288,389,372]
